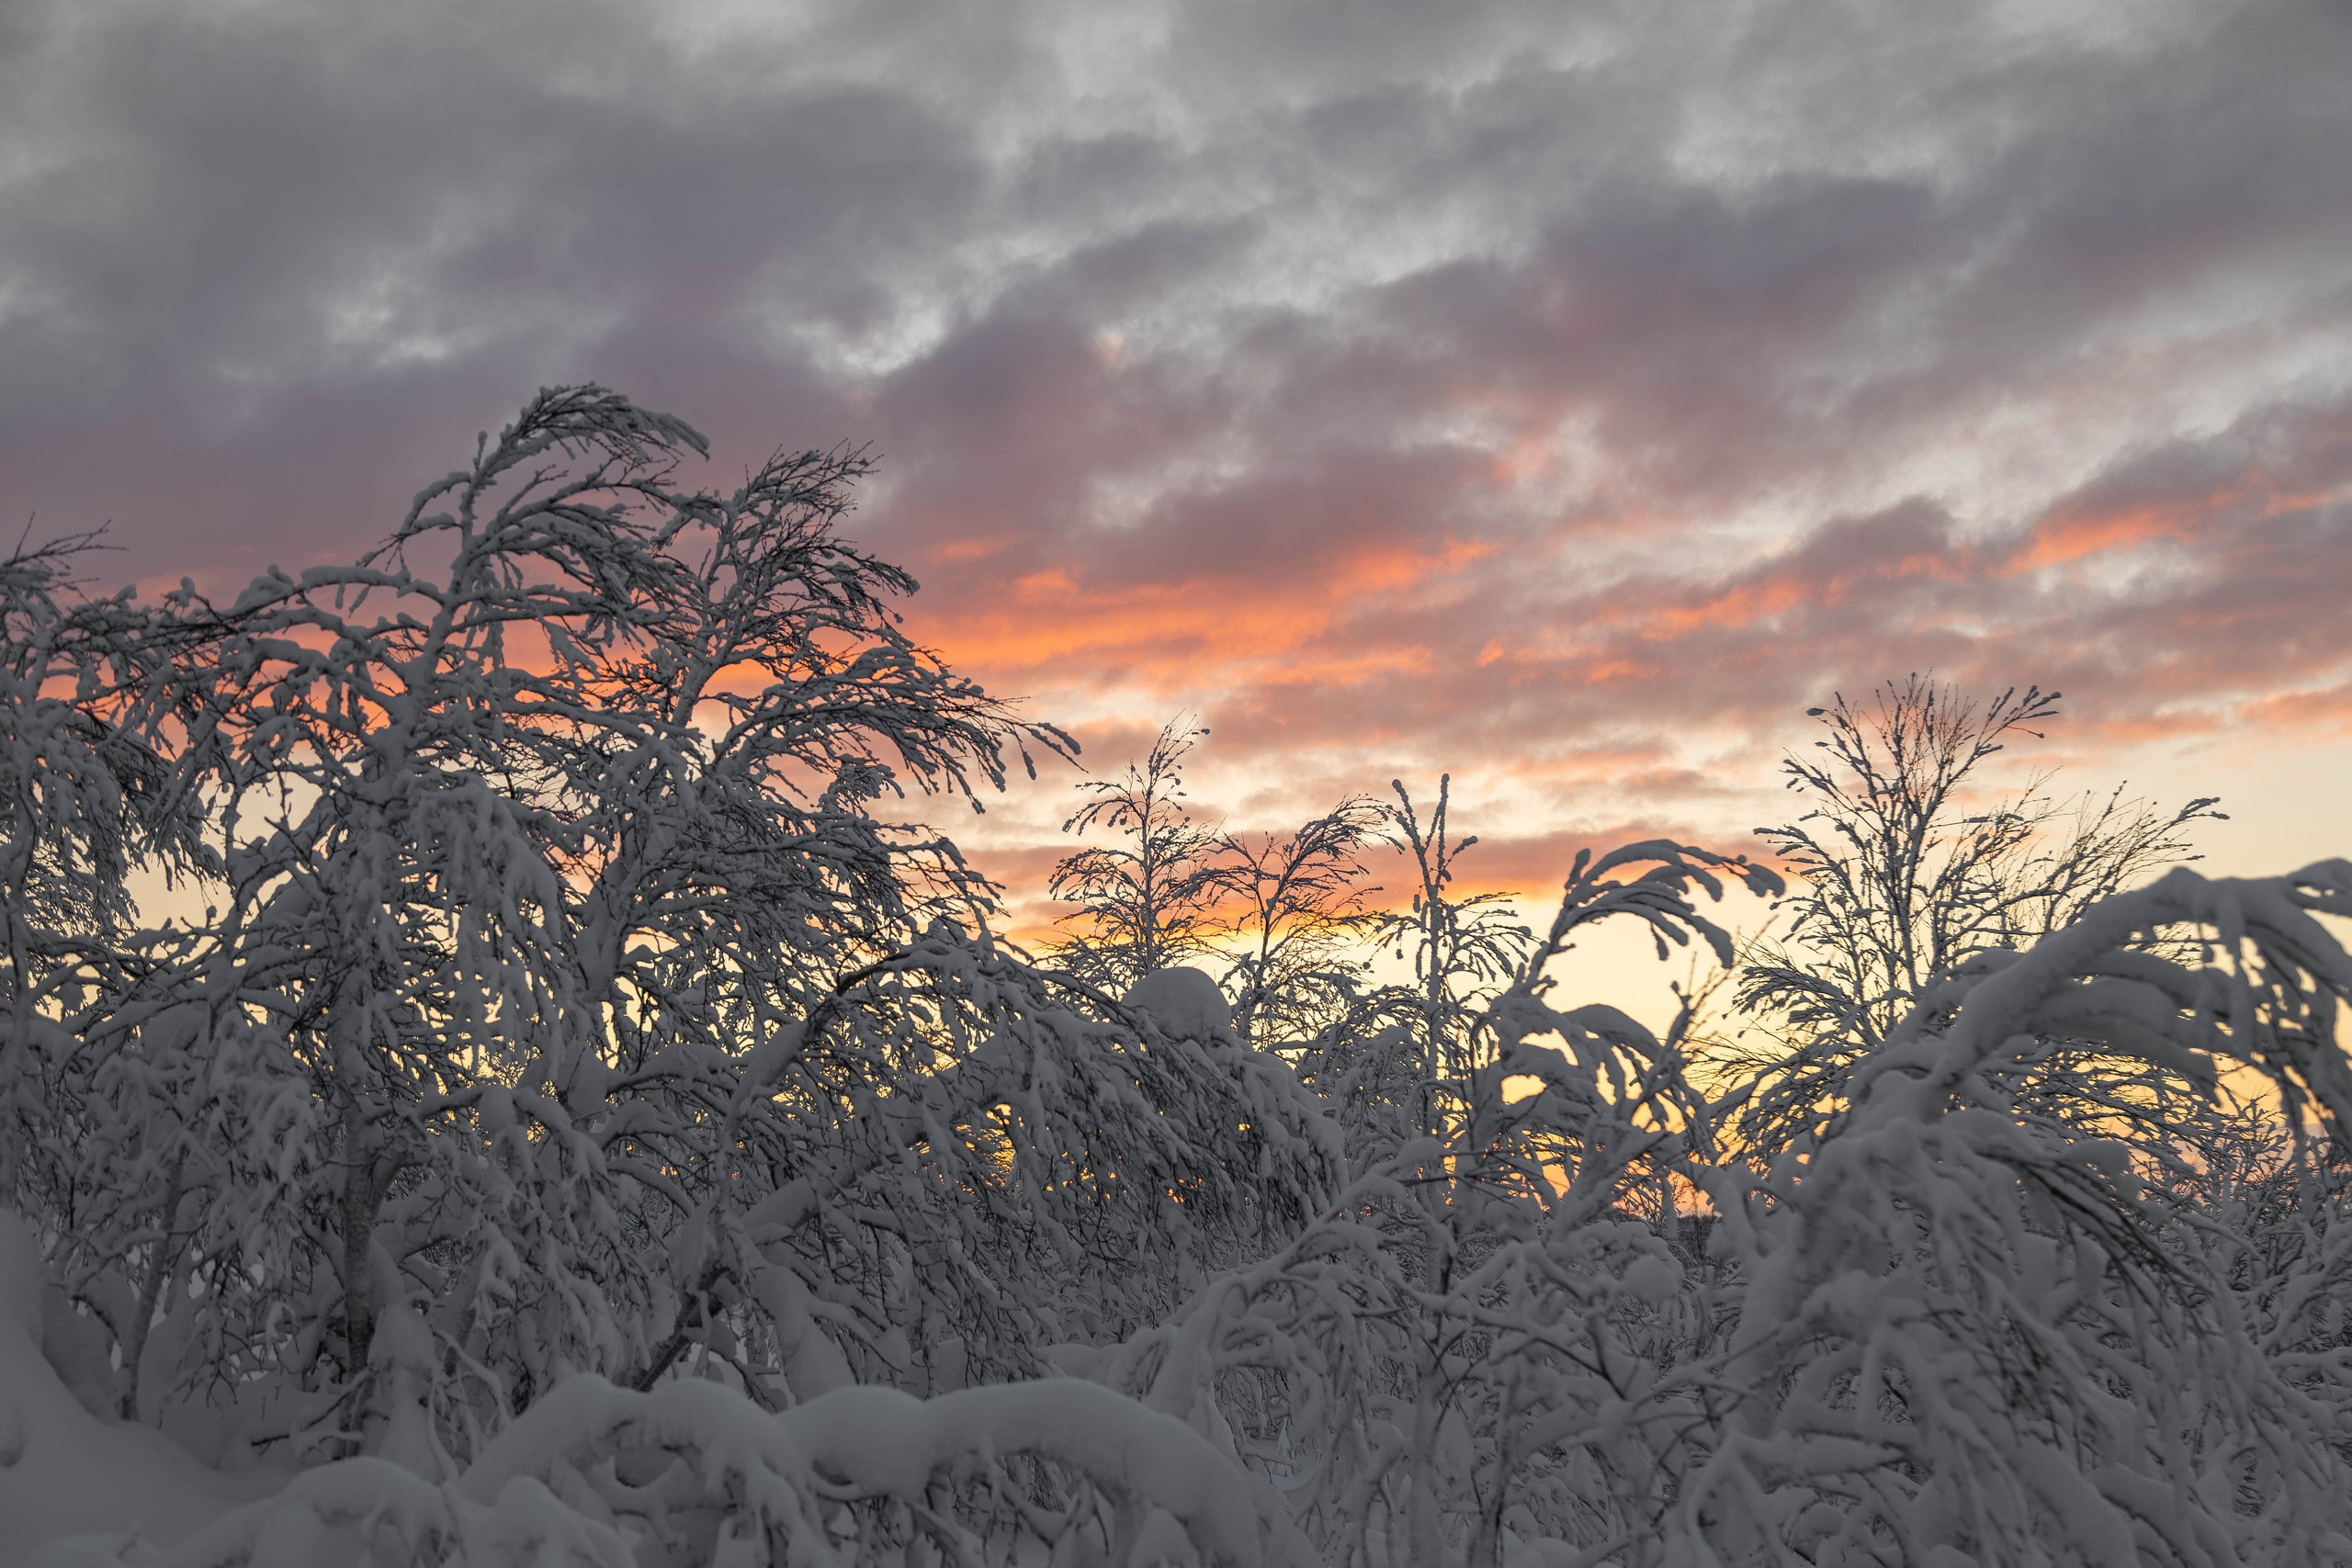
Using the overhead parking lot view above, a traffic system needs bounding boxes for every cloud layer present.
[4,0,2348,927]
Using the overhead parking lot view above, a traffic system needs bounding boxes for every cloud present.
[3,0,2350,915]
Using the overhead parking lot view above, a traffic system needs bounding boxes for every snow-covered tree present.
[1,389,1357,1568]
[1046,717,1225,990]
[1374,775,1537,1067]
[1689,858,2352,1566]
[14,389,1092,1473]
[1214,794,1383,1048]
[1289,776,1538,1156]
[1736,676,2226,1156]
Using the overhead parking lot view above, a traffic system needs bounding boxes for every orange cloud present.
[931,535,1019,564]
[907,534,1494,689]
[2007,448,2340,577]
[2237,680,2352,739]
[2011,499,2222,573]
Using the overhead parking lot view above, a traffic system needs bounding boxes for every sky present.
[4,0,2349,989]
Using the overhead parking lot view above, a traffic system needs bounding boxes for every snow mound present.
[1122,967,1238,1046]
[0,1211,39,1340]
[0,1213,266,1568]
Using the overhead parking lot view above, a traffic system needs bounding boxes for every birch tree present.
[1736,675,2225,1155]
[1047,718,1223,990]
[1213,794,1382,1048]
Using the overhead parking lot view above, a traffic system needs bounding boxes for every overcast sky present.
[4,0,2348,947]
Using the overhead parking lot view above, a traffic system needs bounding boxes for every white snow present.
[1124,966,1240,1046]
[0,1215,278,1568]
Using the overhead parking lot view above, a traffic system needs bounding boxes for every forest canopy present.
[3,388,2350,1568]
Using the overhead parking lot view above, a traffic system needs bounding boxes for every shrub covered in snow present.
[4,389,2350,1567]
